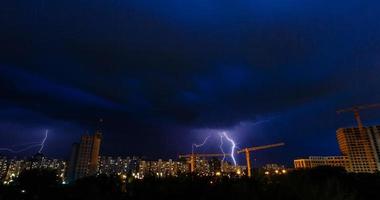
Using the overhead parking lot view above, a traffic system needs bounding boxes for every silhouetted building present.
[66,143,79,182]
[68,131,102,181]
[337,126,380,173]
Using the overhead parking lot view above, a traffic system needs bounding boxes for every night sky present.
[1,1,380,166]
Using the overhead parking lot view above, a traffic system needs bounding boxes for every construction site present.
[179,142,285,177]
[179,103,380,177]
[295,103,380,173]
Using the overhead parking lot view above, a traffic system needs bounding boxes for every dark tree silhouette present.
[0,167,379,200]
[14,168,61,199]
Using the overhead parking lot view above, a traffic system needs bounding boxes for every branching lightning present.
[11,142,41,148]
[191,131,238,166]
[0,144,41,153]
[222,132,237,166]
[192,135,211,154]
[0,129,49,154]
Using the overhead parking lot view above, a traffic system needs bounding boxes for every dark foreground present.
[1,167,380,200]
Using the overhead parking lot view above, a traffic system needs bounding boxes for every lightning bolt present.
[192,135,211,154]
[222,132,237,166]
[190,130,239,166]
[0,144,42,153]
[219,134,226,162]
[38,129,48,153]
[0,130,49,154]
[11,142,41,148]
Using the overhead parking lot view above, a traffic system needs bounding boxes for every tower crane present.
[237,142,285,177]
[337,103,380,131]
[179,153,229,173]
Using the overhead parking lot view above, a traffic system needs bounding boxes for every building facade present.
[98,156,244,178]
[67,131,102,181]
[294,156,349,170]
[337,126,380,173]
[0,155,66,184]
[99,156,140,175]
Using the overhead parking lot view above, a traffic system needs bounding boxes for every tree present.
[15,168,60,198]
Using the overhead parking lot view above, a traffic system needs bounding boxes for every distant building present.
[97,156,246,178]
[208,158,222,174]
[262,163,288,175]
[0,156,8,181]
[187,157,244,176]
[294,156,349,170]
[27,153,66,179]
[220,161,245,176]
[0,155,66,184]
[67,131,102,181]
[99,156,189,178]
[263,163,286,171]
[138,159,188,177]
[99,156,139,175]
[337,126,380,173]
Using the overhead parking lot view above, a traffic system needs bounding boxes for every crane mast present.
[237,142,285,177]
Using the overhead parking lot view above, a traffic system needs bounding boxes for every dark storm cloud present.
[1,1,380,163]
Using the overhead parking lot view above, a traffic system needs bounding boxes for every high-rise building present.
[294,156,349,170]
[67,131,102,181]
[336,126,380,173]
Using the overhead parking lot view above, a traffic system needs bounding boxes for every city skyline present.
[1,1,380,167]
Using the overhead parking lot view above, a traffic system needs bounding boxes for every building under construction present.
[295,104,380,173]
[337,126,380,173]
